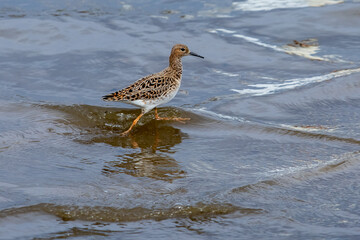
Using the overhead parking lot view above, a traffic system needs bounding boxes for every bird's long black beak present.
[189,51,204,59]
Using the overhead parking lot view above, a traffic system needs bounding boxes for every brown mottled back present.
[102,68,181,102]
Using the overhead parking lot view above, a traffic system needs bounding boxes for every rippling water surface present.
[1,0,360,239]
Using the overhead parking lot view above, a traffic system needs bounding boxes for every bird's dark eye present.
[180,48,185,51]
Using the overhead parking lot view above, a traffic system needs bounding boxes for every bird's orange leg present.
[154,108,190,123]
[120,112,144,136]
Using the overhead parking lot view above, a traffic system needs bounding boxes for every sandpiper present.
[103,44,204,136]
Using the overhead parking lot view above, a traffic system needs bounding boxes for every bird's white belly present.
[128,85,180,113]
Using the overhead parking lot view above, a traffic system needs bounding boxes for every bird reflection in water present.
[93,120,187,182]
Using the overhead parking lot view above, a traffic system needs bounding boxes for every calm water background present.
[1,0,360,239]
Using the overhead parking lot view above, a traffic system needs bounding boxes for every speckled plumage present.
[103,44,204,136]
[103,69,181,113]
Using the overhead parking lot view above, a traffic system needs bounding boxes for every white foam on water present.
[213,28,236,34]
[210,28,349,63]
[262,151,360,180]
[232,0,343,12]
[265,161,326,177]
[213,69,240,77]
[233,34,285,53]
[192,107,248,123]
[279,124,335,133]
[231,68,360,96]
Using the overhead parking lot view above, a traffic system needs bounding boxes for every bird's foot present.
[120,129,132,137]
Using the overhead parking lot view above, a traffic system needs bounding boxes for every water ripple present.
[231,68,360,96]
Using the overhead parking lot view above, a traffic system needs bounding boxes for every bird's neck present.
[169,55,183,74]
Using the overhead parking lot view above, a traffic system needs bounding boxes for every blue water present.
[1,1,360,239]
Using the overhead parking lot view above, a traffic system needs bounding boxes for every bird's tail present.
[102,91,124,101]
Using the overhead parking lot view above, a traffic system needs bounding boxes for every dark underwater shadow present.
[42,104,189,181]
[94,121,188,182]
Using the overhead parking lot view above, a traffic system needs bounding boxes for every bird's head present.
[171,44,204,59]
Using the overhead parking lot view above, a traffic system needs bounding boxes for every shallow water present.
[1,0,360,239]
